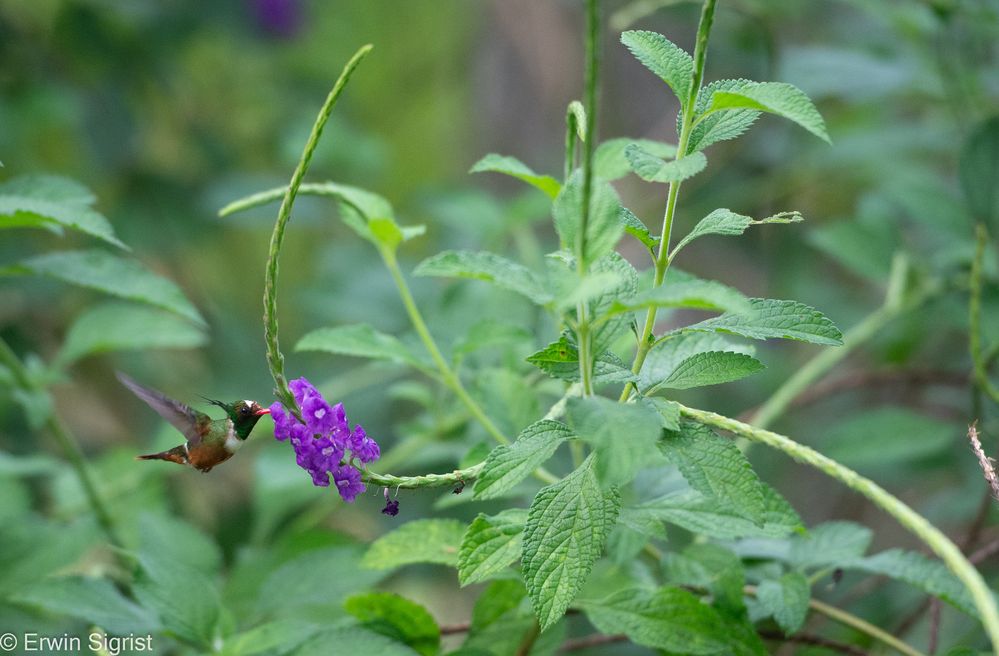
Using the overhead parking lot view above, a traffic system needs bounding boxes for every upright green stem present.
[970,223,999,406]
[680,402,999,653]
[620,1,716,402]
[0,338,122,548]
[263,44,373,415]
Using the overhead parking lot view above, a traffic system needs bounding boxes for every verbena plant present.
[3,1,999,654]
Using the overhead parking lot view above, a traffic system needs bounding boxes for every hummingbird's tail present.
[136,444,189,466]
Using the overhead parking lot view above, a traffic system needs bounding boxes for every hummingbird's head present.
[208,398,270,439]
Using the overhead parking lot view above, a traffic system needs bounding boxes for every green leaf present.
[588,252,640,354]
[0,174,96,205]
[579,586,729,654]
[639,332,754,391]
[134,553,220,647]
[567,396,663,487]
[643,397,681,431]
[608,276,750,316]
[1,249,205,325]
[661,423,767,524]
[822,408,956,468]
[295,323,424,368]
[362,519,466,570]
[685,79,761,153]
[638,485,802,539]
[526,336,637,384]
[56,302,207,366]
[662,544,746,618]
[0,196,126,249]
[12,576,159,635]
[671,209,803,257]
[219,620,319,656]
[256,545,385,616]
[618,207,659,249]
[553,171,624,267]
[684,298,843,346]
[595,138,677,181]
[843,549,976,616]
[470,153,561,199]
[290,624,424,656]
[647,350,764,391]
[465,580,567,656]
[625,144,707,183]
[620,30,694,108]
[708,81,830,143]
[522,455,620,631]
[474,420,574,500]
[344,592,440,656]
[414,250,552,305]
[756,572,810,634]
[960,116,999,228]
[566,101,587,142]
[458,509,528,586]
[555,270,627,311]
[789,521,872,569]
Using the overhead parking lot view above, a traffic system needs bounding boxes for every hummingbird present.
[117,372,271,473]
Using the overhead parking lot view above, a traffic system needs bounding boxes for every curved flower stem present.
[262,44,373,417]
[680,403,999,653]
[0,338,122,549]
[363,462,484,490]
[970,223,999,406]
[620,0,716,402]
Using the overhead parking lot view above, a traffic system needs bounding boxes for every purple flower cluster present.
[270,377,380,502]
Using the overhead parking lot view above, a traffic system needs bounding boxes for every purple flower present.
[381,499,399,516]
[270,377,380,503]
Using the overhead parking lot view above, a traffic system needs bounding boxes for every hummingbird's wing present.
[117,372,212,445]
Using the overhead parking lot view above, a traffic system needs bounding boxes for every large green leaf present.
[362,519,465,570]
[470,153,561,199]
[458,509,528,586]
[638,485,802,539]
[708,81,830,143]
[608,275,750,316]
[567,396,663,487]
[522,455,620,631]
[295,323,424,368]
[789,521,872,569]
[647,350,764,392]
[639,332,754,391]
[756,572,810,634]
[0,197,126,249]
[552,171,624,268]
[0,174,96,205]
[344,592,440,656]
[414,249,552,305]
[625,144,707,183]
[684,298,843,346]
[843,549,976,616]
[56,302,207,366]
[661,423,767,524]
[620,30,694,107]
[474,420,573,500]
[1,250,204,325]
[685,79,761,153]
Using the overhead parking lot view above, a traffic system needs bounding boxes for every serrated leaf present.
[959,116,999,228]
[470,153,561,199]
[648,350,764,392]
[0,250,204,325]
[684,298,843,346]
[362,519,465,570]
[522,455,620,631]
[553,171,624,267]
[685,79,761,153]
[638,485,802,539]
[671,209,803,257]
[823,408,956,468]
[621,30,694,108]
[56,302,207,366]
[661,423,767,524]
[609,277,750,316]
[756,572,810,634]
[474,420,574,500]
[295,323,423,368]
[414,250,552,305]
[708,81,830,143]
[639,332,755,391]
[625,144,707,183]
[595,138,677,181]
[579,587,729,654]
[789,521,872,568]
[458,509,528,586]
[843,549,976,616]
[344,592,440,656]
[12,576,159,635]
[567,396,663,487]
[526,336,637,384]
[0,196,126,249]
[618,207,659,249]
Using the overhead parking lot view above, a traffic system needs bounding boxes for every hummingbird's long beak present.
[255,408,271,416]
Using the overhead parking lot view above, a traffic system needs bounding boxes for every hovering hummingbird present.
[117,372,271,473]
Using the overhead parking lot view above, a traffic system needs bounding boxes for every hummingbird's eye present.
[240,405,250,415]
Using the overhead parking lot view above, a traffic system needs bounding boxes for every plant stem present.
[621,0,717,402]
[262,44,373,416]
[681,403,999,653]
[798,594,926,656]
[970,223,999,406]
[363,462,484,489]
[0,337,122,548]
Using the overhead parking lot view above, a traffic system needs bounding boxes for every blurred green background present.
[2,0,999,652]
